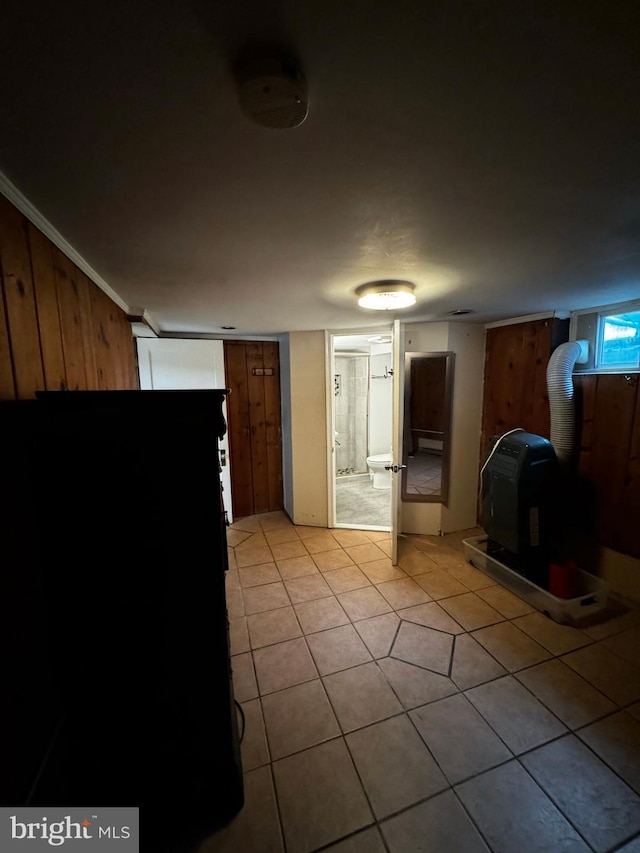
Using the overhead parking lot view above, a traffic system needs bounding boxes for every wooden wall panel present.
[0,193,138,401]
[54,248,89,391]
[517,321,540,429]
[0,280,16,399]
[96,288,135,391]
[263,342,284,512]
[480,318,568,463]
[90,286,113,390]
[575,374,640,558]
[77,269,100,389]
[0,195,45,398]
[482,324,520,449]
[575,374,597,480]
[588,375,636,545]
[617,384,640,558]
[28,223,67,391]
[247,342,270,514]
[531,320,556,432]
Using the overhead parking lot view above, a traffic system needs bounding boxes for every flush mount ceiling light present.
[356,281,417,310]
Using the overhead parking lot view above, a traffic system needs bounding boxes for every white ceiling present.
[1,0,638,337]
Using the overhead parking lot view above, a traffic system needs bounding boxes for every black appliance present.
[2,390,243,852]
[481,430,559,587]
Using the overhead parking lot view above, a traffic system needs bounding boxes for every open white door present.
[390,319,404,564]
[136,338,233,523]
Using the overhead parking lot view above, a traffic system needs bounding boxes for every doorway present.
[330,332,393,530]
[223,340,284,519]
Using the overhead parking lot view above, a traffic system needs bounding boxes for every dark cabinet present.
[2,391,243,851]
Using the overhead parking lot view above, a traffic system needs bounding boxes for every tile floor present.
[200,511,640,853]
[335,474,391,527]
[406,450,442,496]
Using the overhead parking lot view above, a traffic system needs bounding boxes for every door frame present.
[223,339,284,519]
[391,319,403,564]
[325,325,402,550]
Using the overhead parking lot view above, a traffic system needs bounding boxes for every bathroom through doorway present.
[330,330,394,531]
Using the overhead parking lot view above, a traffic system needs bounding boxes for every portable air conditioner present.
[481,431,559,586]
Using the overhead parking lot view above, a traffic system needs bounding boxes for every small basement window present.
[597,310,640,369]
[571,300,640,373]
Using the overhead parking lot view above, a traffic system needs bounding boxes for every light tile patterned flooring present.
[336,474,391,527]
[406,450,442,496]
[200,511,640,853]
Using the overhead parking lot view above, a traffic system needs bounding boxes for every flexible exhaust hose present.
[546,339,589,464]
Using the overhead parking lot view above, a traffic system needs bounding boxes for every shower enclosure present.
[334,353,369,476]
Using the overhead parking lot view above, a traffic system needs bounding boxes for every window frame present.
[595,309,640,371]
[570,299,640,375]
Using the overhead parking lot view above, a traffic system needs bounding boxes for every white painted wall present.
[369,350,393,456]
[441,323,486,533]
[289,331,328,527]
[403,322,450,355]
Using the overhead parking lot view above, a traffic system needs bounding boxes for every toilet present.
[367,453,392,489]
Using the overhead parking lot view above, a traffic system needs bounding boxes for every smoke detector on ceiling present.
[236,52,308,130]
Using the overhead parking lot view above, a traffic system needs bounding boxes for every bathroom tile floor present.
[335,474,391,527]
[200,511,640,853]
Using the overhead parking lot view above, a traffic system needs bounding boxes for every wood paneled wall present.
[481,316,640,560]
[481,317,569,461]
[575,374,640,559]
[0,194,138,399]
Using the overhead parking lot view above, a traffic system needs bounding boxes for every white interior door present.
[391,319,404,564]
[136,338,233,522]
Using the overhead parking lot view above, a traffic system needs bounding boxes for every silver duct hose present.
[546,339,589,464]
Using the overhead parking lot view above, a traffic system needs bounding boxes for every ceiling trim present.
[159,331,282,342]
[485,311,570,329]
[570,298,640,318]
[0,170,129,314]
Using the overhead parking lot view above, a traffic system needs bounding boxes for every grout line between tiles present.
[266,756,288,853]
[226,519,640,853]
[607,829,640,853]
[310,823,391,853]
[447,633,456,679]
[569,724,640,809]
[448,784,500,853]
[515,750,600,853]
